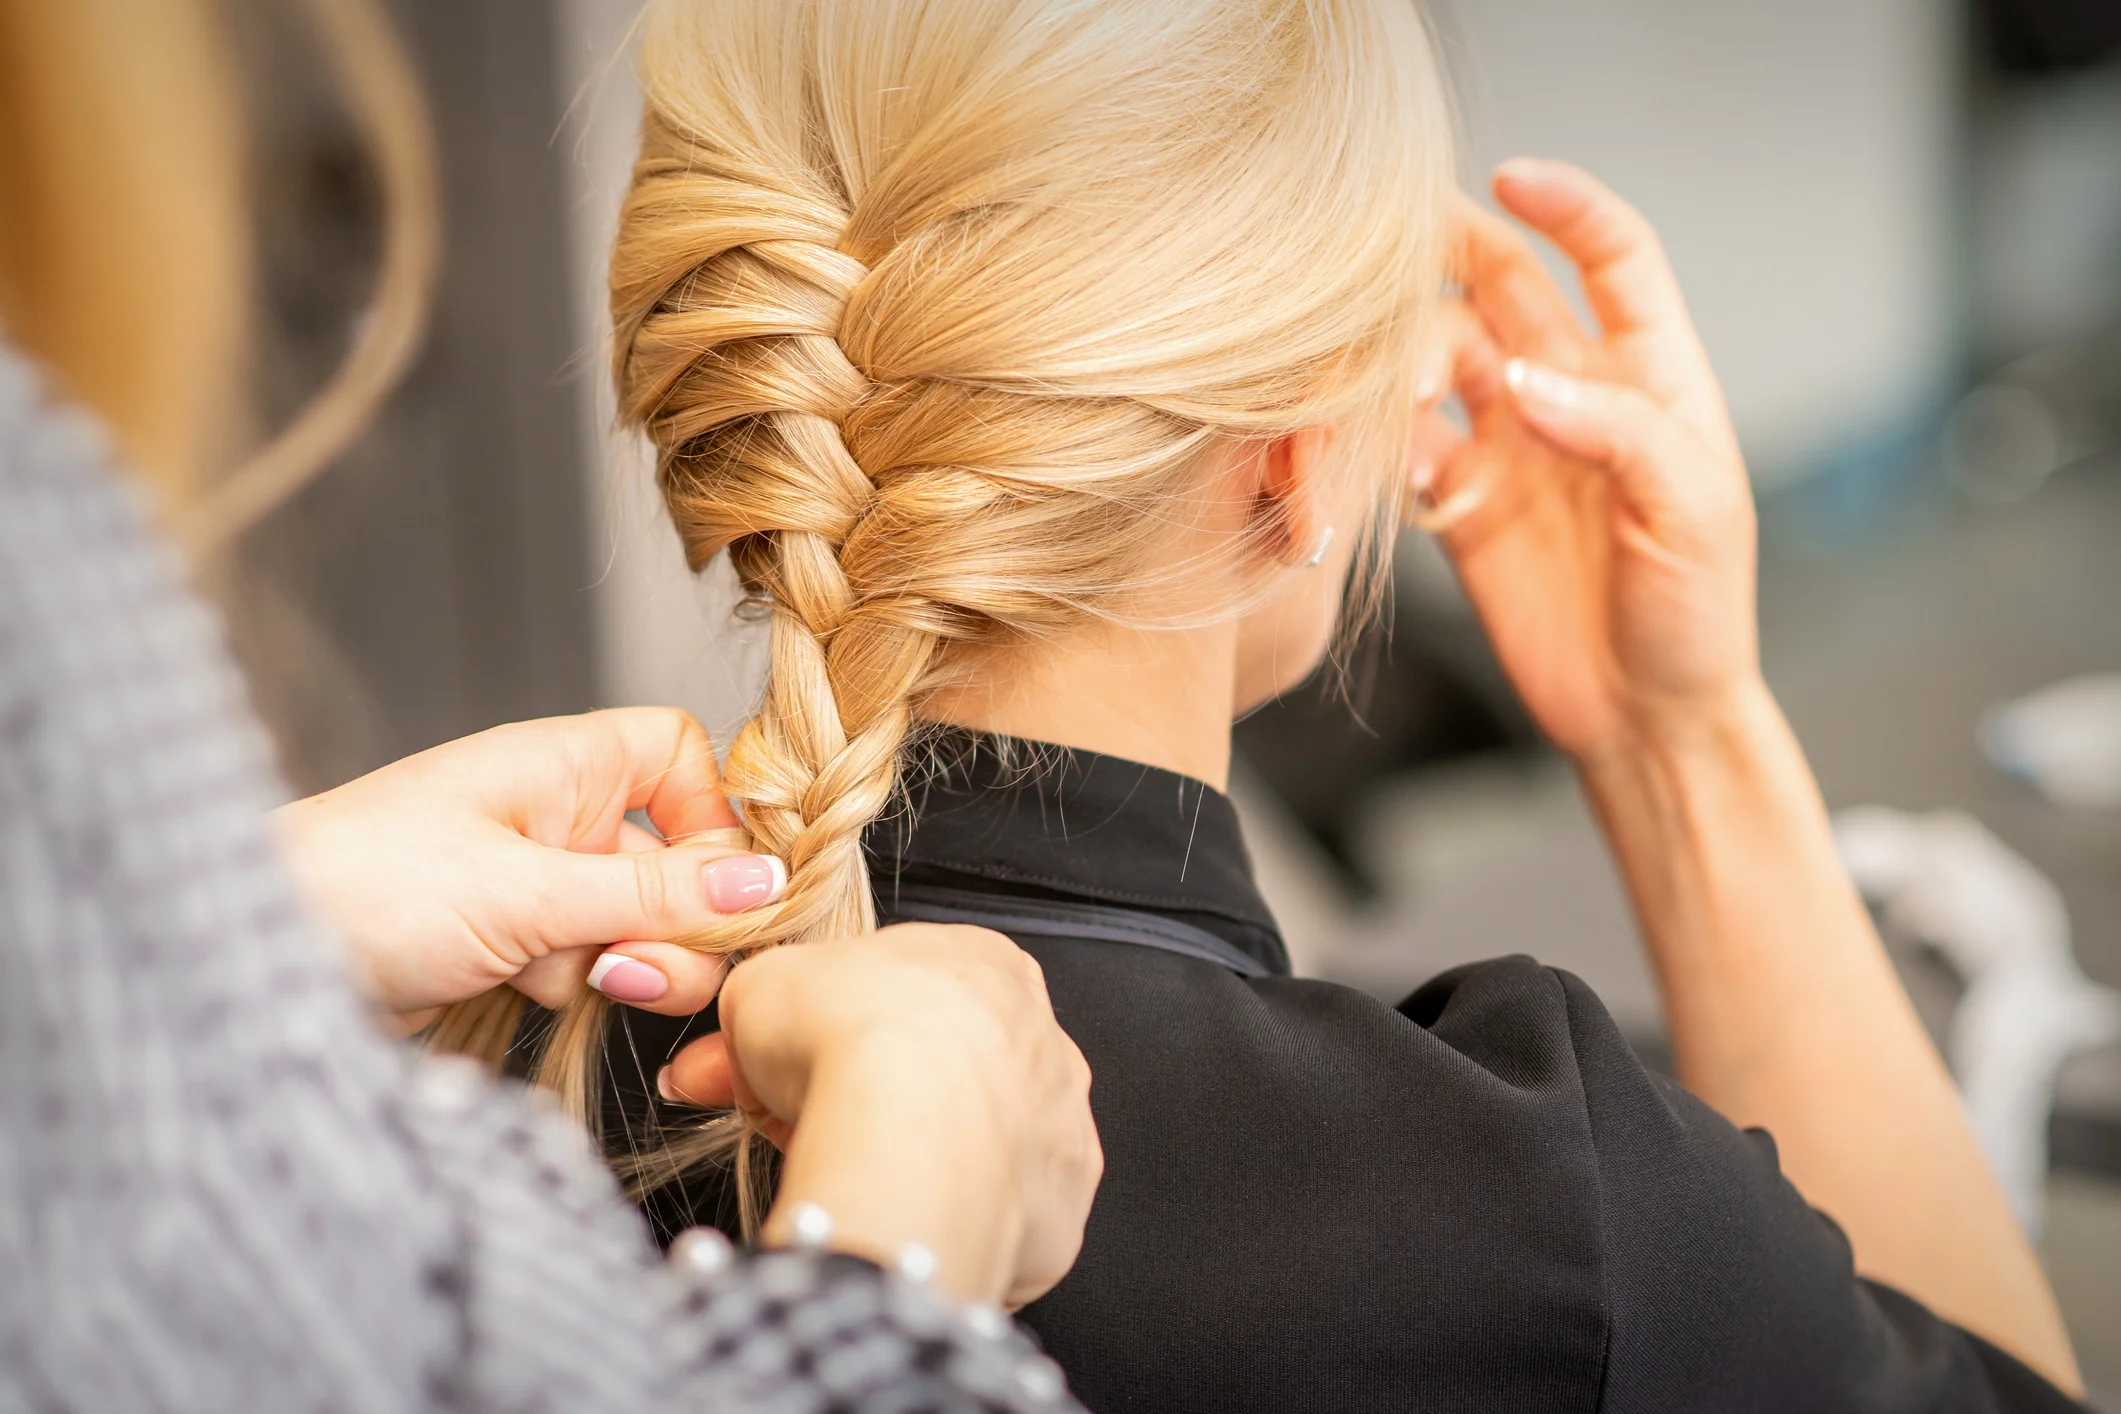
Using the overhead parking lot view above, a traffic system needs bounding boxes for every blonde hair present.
[0,0,436,548]
[0,0,247,506]
[449,0,1453,1194]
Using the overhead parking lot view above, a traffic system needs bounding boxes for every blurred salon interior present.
[222,0,2121,1397]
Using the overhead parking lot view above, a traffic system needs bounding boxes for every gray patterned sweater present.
[0,349,1077,1413]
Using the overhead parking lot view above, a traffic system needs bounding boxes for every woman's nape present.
[922,424,1371,791]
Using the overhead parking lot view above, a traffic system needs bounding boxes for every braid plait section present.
[439,118,1230,1107]
[612,128,987,956]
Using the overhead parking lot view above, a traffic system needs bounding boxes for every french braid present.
[433,0,1456,1204]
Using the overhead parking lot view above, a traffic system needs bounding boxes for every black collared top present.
[608,731,2081,1414]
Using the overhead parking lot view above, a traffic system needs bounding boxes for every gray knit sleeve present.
[0,351,1079,1414]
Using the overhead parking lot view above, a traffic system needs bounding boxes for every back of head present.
[0,0,435,548]
[0,0,247,506]
[610,0,1452,956]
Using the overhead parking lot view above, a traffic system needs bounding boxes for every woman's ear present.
[1251,425,1339,566]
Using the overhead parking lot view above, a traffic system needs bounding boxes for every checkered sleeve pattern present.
[0,349,1082,1414]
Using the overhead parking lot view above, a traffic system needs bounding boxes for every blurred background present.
[234,0,2120,1396]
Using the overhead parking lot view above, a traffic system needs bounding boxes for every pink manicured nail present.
[588,954,668,1004]
[704,854,788,914]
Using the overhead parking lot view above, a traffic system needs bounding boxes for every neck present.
[922,618,1238,790]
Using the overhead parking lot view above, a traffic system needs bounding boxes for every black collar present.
[864,727,1290,975]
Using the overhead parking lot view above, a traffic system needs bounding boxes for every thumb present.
[661,1029,796,1148]
[660,1031,739,1108]
[520,842,787,956]
[1503,357,1690,524]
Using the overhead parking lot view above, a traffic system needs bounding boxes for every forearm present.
[1579,681,2080,1392]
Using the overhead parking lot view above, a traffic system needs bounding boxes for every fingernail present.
[1408,460,1435,493]
[1416,370,1444,403]
[704,853,787,913]
[588,953,669,1004]
[1505,357,1579,408]
[656,1065,683,1104]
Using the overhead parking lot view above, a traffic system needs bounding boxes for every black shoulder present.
[1541,967,2083,1413]
[1399,953,1591,1089]
[1023,942,1614,1411]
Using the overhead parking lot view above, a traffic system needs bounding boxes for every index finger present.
[596,706,743,841]
[1450,192,1588,363]
[1490,158,1690,341]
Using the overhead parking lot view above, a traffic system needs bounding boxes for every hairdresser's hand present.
[272,707,786,1029]
[1412,159,1759,764]
[661,924,1101,1309]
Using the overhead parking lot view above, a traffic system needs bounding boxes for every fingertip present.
[1492,158,1600,226]
[664,1031,737,1109]
[588,952,670,1005]
[1494,155,1585,186]
[1492,155,1549,189]
[659,1055,724,1108]
[702,852,788,915]
[598,941,729,1015]
[662,1038,721,1105]
[1504,357,1584,411]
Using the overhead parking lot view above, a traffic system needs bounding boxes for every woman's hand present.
[1413,158,1761,763]
[661,924,1102,1310]
[1413,163,2084,1392]
[272,707,786,1028]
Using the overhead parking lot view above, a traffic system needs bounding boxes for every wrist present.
[1570,673,1828,984]
[767,1028,1025,1303]
[270,799,405,1015]
[1571,671,1877,1091]
[1576,676,1784,796]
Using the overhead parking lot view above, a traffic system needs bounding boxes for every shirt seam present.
[873,849,1282,935]
[1559,970,1619,1414]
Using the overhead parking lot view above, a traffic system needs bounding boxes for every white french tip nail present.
[586,952,670,1004]
[763,854,788,903]
[1505,357,1578,408]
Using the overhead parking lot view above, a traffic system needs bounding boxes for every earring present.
[1304,524,1337,568]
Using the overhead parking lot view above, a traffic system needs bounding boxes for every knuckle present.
[1014,948,1047,988]
[1611,201,1656,248]
[655,703,712,746]
[631,850,674,930]
[1634,216,1670,262]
